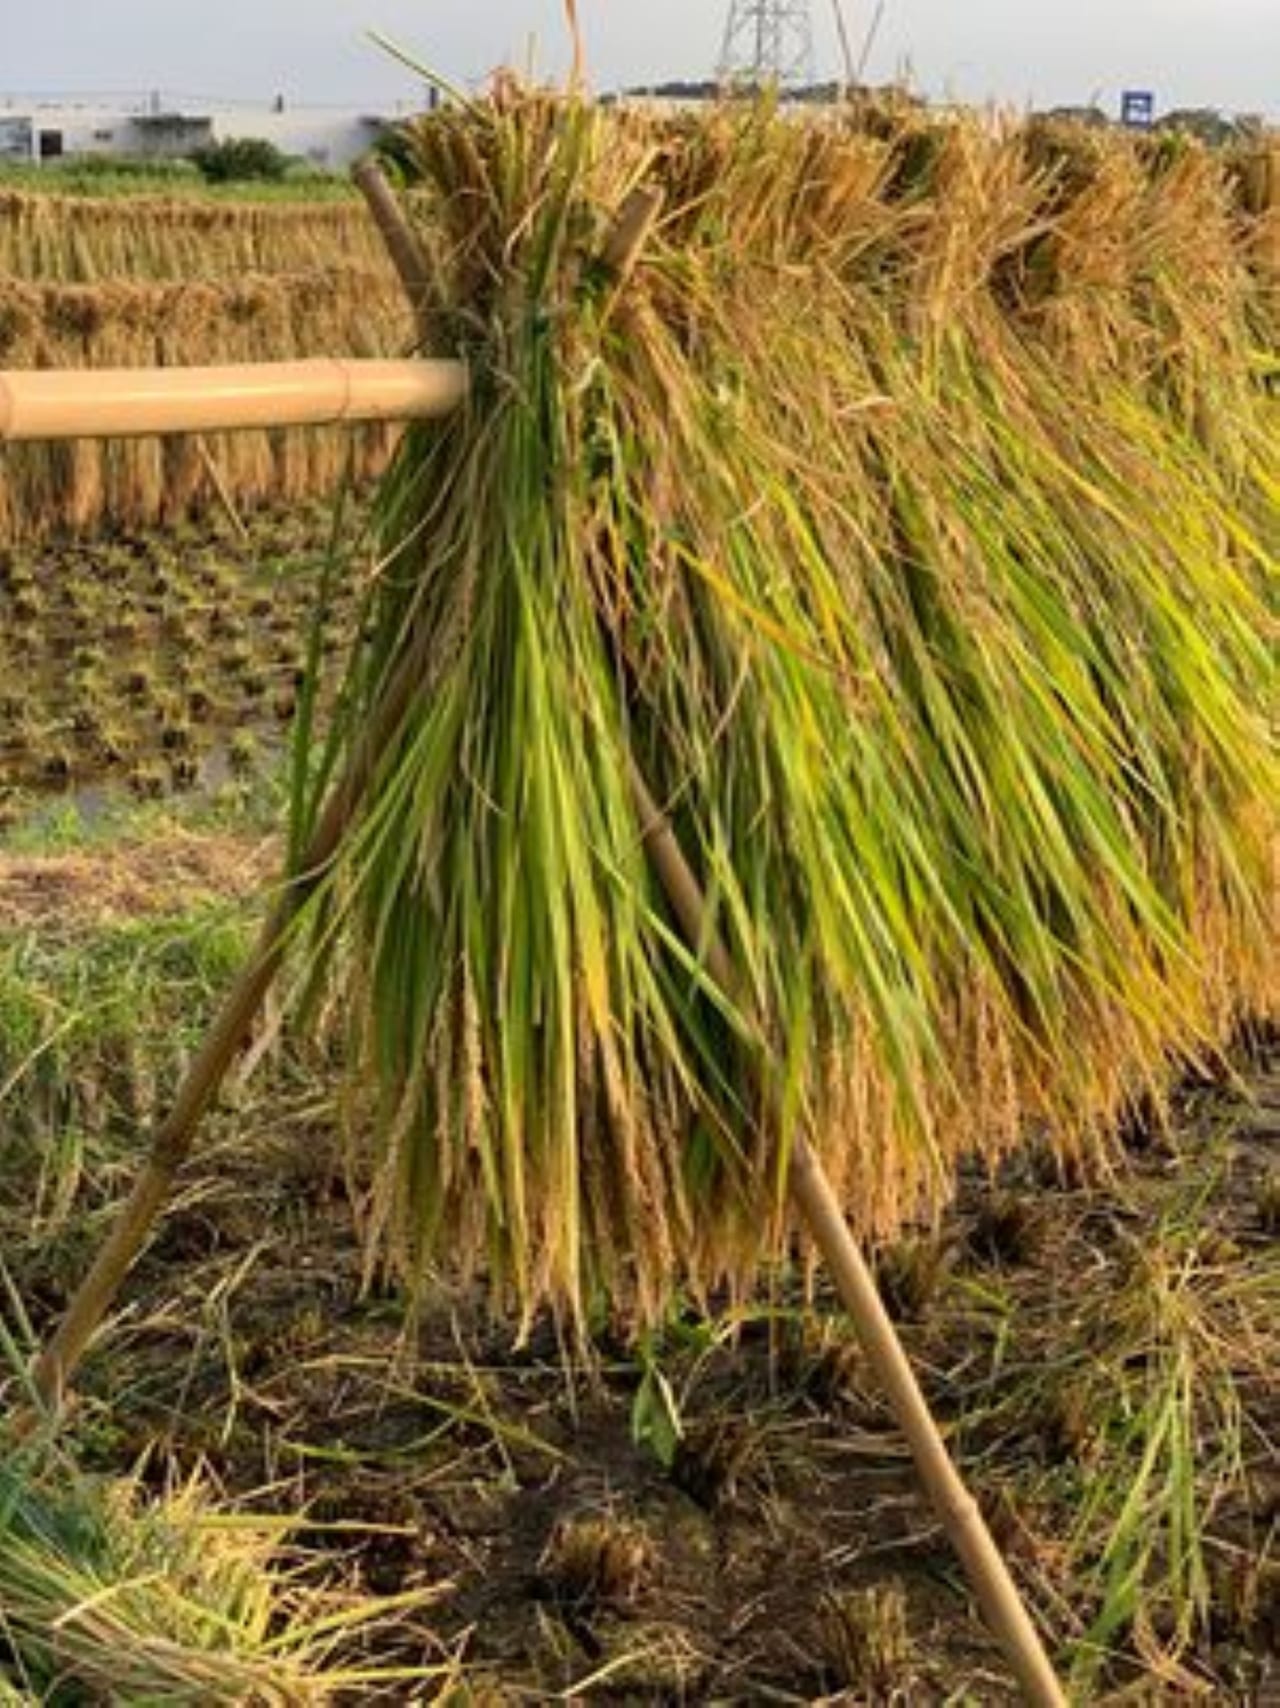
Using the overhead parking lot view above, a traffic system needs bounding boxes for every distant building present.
[611,79,927,117]
[0,92,404,170]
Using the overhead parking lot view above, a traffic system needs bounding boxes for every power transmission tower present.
[718,0,816,89]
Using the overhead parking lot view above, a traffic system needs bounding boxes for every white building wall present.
[206,108,383,169]
[0,104,132,161]
[0,98,394,170]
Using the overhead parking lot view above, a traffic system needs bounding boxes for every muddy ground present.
[10,1013,1274,1703]
[0,505,357,809]
[0,511,1274,1700]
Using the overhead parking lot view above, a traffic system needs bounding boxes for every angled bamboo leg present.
[629,767,1066,1707]
[23,169,450,1412]
[28,651,423,1411]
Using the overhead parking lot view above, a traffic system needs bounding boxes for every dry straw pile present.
[0,188,391,283]
[291,97,1278,1327]
[0,191,410,542]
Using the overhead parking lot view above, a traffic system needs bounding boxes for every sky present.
[3,2,1278,120]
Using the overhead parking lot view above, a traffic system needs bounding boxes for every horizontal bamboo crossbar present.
[0,357,468,443]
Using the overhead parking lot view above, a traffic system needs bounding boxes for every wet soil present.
[0,503,357,810]
[17,1042,1274,1704]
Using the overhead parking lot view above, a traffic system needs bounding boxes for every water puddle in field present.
[0,501,356,841]
[1,724,287,840]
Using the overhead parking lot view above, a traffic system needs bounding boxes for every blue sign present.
[1121,91,1156,129]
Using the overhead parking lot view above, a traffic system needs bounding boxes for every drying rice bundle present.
[1236,143,1280,335]
[0,188,392,283]
[287,96,1277,1327]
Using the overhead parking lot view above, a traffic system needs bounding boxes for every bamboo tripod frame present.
[5,167,1066,1707]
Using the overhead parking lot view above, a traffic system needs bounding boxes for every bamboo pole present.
[351,160,436,346]
[195,436,250,544]
[629,767,1066,1708]
[576,166,1063,1702]
[599,184,665,323]
[19,178,460,1406]
[0,358,467,444]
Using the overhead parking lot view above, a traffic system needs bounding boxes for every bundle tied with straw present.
[291,95,1278,1330]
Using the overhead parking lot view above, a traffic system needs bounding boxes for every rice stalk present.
[286,95,1277,1330]
[0,187,396,284]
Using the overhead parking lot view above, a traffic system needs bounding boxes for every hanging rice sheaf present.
[292,96,1279,1328]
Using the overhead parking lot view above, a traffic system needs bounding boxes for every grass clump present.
[538,1513,656,1612]
[0,872,255,1232]
[0,1311,445,1705]
[1256,1167,1280,1236]
[942,1150,1280,1694]
[1058,1216,1275,1688]
[0,1454,437,1702]
[818,1582,915,1695]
